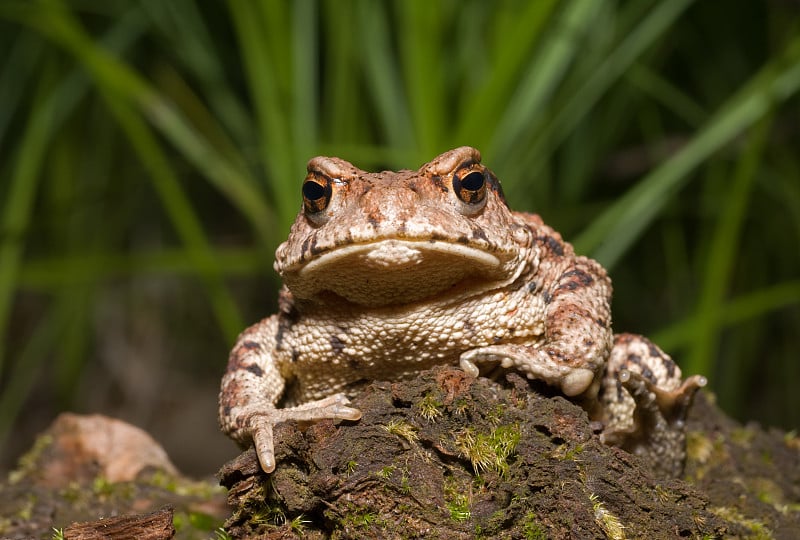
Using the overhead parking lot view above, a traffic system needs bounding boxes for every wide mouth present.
[282,239,506,306]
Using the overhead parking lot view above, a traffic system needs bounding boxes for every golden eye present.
[452,169,487,204]
[302,173,332,214]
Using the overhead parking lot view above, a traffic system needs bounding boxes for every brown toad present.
[219,147,706,477]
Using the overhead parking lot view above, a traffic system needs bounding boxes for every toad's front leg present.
[219,316,362,472]
[460,255,613,398]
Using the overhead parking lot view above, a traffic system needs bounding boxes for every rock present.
[13,413,178,487]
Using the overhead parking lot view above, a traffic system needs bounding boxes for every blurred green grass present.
[0,0,798,473]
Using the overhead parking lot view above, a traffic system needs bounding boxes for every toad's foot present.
[603,369,706,476]
[599,333,706,476]
[459,343,600,397]
[243,393,362,473]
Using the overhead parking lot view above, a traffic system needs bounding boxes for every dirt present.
[1,366,798,539]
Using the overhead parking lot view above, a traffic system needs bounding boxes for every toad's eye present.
[302,173,332,214]
[452,169,487,205]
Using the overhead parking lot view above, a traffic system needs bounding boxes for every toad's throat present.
[284,239,511,306]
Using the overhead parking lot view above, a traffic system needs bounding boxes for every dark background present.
[1,1,798,477]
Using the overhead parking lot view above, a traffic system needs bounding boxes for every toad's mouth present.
[282,239,513,307]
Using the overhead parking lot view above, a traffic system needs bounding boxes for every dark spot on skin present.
[242,341,260,351]
[561,269,595,286]
[627,354,642,366]
[583,338,594,348]
[463,318,475,334]
[554,268,595,294]
[430,175,449,193]
[538,235,564,257]
[430,231,448,241]
[664,359,676,378]
[347,357,362,370]
[526,281,538,293]
[616,379,625,402]
[226,349,252,373]
[291,349,300,363]
[560,281,579,291]
[222,405,231,417]
[596,317,606,327]
[648,342,663,359]
[457,235,470,244]
[367,215,380,229]
[471,227,489,243]
[486,171,506,203]
[640,366,655,383]
[301,235,313,257]
[546,348,568,363]
[543,291,553,304]
[246,364,264,377]
[309,234,322,255]
[330,334,345,355]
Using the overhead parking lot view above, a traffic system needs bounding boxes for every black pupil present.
[303,180,326,201]
[461,171,484,191]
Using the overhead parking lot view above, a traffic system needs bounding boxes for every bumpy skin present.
[219,147,706,477]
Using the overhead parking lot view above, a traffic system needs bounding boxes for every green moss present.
[589,493,626,540]
[213,527,233,540]
[382,419,419,444]
[289,514,310,534]
[553,442,585,461]
[416,393,444,421]
[376,465,396,479]
[145,469,224,499]
[447,493,471,522]
[453,398,471,416]
[522,512,547,540]
[711,506,774,540]
[486,404,506,426]
[91,476,115,497]
[443,476,471,522]
[731,427,756,446]
[172,510,224,533]
[340,504,388,531]
[8,434,53,484]
[399,469,412,494]
[455,424,520,476]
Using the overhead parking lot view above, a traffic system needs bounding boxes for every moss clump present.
[455,424,520,476]
[416,393,443,421]
[382,419,419,444]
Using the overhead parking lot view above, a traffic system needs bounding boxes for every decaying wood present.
[63,505,175,540]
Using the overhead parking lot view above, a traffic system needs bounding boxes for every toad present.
[219,147,706,477]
